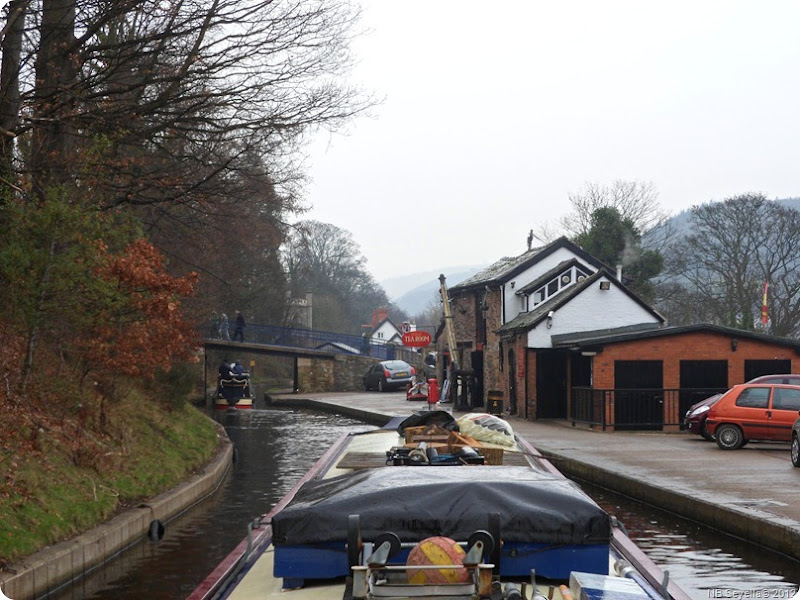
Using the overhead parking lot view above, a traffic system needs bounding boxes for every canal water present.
[46,406,799,600]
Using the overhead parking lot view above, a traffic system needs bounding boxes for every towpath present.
[269,390,800,563]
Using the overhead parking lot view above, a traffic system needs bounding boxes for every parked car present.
[747,374,800,385]
[683,393,722,441]
[792,414,800,468]
[706,383,800,450]
[363,360,416,392]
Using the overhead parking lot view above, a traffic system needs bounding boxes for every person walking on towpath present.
[219,312,230,340]
[233,310,246,342]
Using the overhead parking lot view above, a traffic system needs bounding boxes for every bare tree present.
[3,0,372,206]
[529,180,671,249]
[283,220,399,333]
[0,1,28,194]
[561,180,668,238]
[663,194,800,336]
[1,0,373,333]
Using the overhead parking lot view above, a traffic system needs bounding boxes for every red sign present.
[401,331,432,347]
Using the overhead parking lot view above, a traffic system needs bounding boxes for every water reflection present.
[47,407,371,600]
[46,408,799,600]
[582,481,799,598]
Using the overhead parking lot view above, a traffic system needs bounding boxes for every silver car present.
[363,360,416,392]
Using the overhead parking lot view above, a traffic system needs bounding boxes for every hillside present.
[382,265,487,316]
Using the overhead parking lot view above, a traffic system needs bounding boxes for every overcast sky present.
[303,0,800,283]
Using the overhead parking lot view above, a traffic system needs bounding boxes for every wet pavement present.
[269,390,800,562]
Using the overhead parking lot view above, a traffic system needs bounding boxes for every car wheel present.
[791,435,800,468]
[364,378,370,391]
[700,421,715,442]
[378,379,385,392]
[715,424,744,450]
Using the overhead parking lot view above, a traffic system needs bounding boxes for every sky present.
[305,1,800,283]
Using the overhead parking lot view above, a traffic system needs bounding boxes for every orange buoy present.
[406,536,469,584]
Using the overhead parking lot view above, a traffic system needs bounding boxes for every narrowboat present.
[214,375,253,409]
[187,412,690,600]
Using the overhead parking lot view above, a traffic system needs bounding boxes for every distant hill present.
[645,197,800,245]
[382,265,487,316]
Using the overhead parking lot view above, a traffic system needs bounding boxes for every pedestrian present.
[219,312,230,340]
[233,310,246,342]
[209,311,219,338]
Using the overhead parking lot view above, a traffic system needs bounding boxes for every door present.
[471,351,484,408]
[744,359,792,382]
[679,360,728,425]
[614,360,663,430]
[768,386,800,441]
[508,349,517,414]
[537,350,568,419]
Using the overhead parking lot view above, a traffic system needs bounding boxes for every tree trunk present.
[0,1,28,199]
[30,0,78,200]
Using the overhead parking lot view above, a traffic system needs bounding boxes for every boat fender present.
[148,519,165,542]
[502,583,523,599]
[559,584,575,600]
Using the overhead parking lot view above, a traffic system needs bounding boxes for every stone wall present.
[296,353,424,393]
[481,289,503,404]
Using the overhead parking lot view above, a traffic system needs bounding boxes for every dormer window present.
[529,265,592,306]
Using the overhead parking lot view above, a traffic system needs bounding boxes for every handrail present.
[571,387,727,430]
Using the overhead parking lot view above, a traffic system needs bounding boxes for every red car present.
[706,383,800,450]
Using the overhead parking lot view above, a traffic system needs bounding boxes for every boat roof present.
[271,465,610,547]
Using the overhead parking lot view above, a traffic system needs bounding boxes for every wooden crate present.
[402,426,505,465]
[404,425,450,443]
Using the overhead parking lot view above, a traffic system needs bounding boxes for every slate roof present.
[314,342,360,354]
[449,237,607,293]
[551,323,800,351]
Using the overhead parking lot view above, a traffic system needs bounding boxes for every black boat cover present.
[271,466,610,546]
[395,410,459,434]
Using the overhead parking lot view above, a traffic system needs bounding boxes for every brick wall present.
[590,331,798,429]
[525,347,537,420]
[592,331,798,389]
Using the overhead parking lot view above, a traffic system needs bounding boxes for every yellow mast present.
[438,274,459,374]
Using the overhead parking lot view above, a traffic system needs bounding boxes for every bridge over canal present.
[202,324,423,399]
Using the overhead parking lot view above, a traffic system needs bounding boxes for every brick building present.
[440,237,800,430]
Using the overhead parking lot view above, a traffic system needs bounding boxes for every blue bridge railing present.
[206,322,422,363]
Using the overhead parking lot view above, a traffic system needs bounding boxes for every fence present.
[571,387,727,431]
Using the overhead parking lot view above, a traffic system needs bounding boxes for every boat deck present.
[269,392,800,564]
[213,424,678,600]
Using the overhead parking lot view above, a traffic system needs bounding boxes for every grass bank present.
[0,391,219,565]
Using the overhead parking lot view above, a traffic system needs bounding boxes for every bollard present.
[427,378,439,407]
